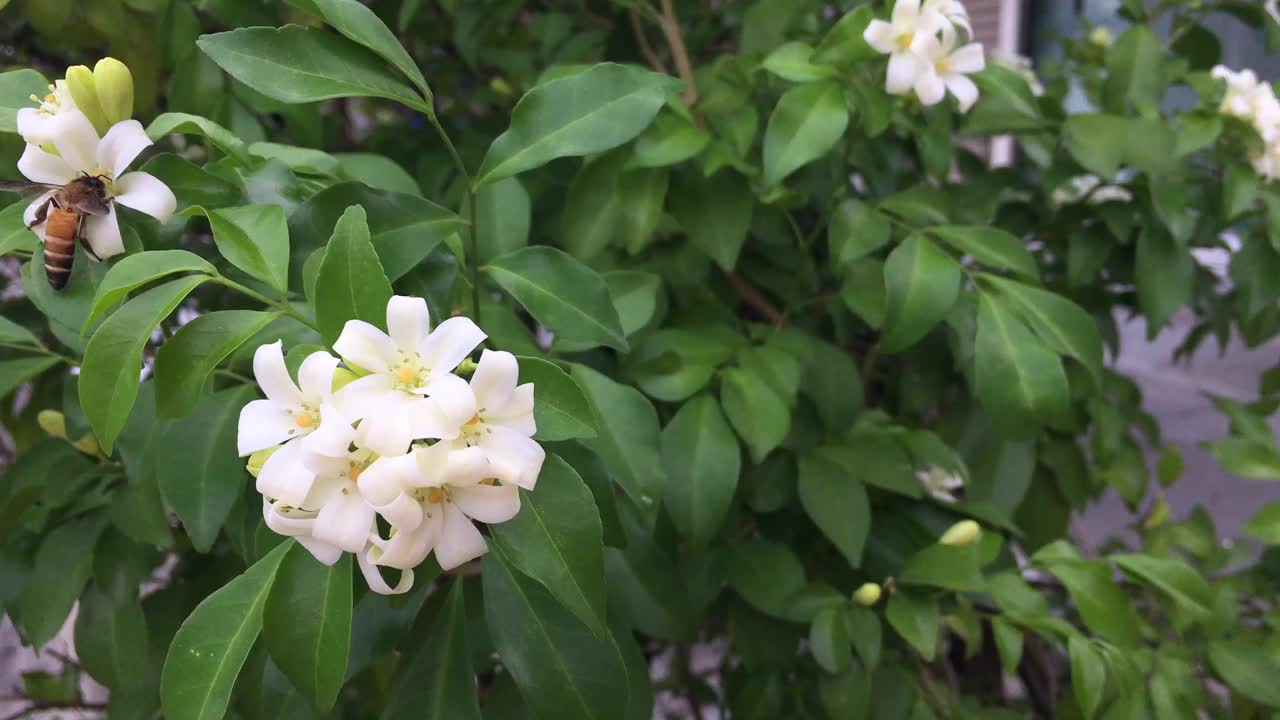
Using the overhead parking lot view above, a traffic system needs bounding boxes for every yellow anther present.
[465,414,481,426]
[398,366,417,385]
[295,411,315,428]
[480,478,498,486]
[897,33,914,50]
[427,488,446,504]
[348,465,363,483]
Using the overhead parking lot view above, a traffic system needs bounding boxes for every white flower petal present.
[434,503,488,570]
[334,373,396,420]
[864,19,898,54]
[257,441,318,508]
[893,0,922,22]
[358,549,415,595]
[408,396,460,440]
[17,144,76,185]
[298,536,345,566]
[97,120,152,179]
[488,382,535,424]
[886,51,922,95]
[945,74,980,112]
[298,351,341,401]
[949,43,986,75]
[354,397,415,457]
[83,205,124,260]
[23,192,56,243]
[419,316,485,375]
[479,426,546,490]
[113,172,176,223]
[263,499,316,536]
[418,372,477,429]
[914,70,947,106]
[300,404,356,458]
[360,451,424,506]
[238,398,298,456]
[406,441,458,487]
[313,489,376,554]
[386,295,431,352]
[253,340,304,406]
[470,349,518,411]
[334,320,397,374]
[370,508,439,569]
[49,111,99,172]
[443,445,492,487]
[452,483,521,524]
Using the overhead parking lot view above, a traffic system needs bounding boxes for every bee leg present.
[26,198,52,229]
[76,215,103,261]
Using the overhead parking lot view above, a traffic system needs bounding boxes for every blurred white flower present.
[917,465,964,503]
[910,24,986,112]
[994,53,1044,97]
[1051,175,1133,207]
[1088,26,1113,49]
[864,0,947,96]
[16,80,79,148]
[1268,0,1280,26]
[1211,65,1280,181]
[864,0,984,112]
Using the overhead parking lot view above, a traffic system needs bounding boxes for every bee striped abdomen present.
[43,207,78,290]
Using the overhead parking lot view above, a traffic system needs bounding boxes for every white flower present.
[1051,175,1133,206]
[918,465,964,503]
[1268,0,1280,26]
[1088,26,1113,49]
[18,112,176,260]
[910,24,986,112]
[1212,65,1280,182]
[335,295,486,457]
[923,0,970,34]
[864,0,947,96]
[994,53,1044,97]
[16,81,79,148]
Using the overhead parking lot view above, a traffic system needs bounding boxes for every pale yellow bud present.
[1142,495,1171,530]
[71,434,99,456]
[939,520,981,547]
[852,582,882,606]
[331,367,358,392]
[246,446,281,478]
[490,77,514,97]
[1088,26,1113,49]
[93,58,134,126]
[37,409,67,438]
[64,65,110,135]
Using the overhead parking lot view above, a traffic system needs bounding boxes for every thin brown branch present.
[725,272,784,325]
[657,0,698,106]
[629,11,669,73]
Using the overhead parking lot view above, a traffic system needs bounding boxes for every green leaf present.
[762,79,849,186]
[982,275,1103,389]
[157,386,254,552]
[10,514,108,649]
[725,539,806,617]
[990,618,1023,674]
[315,205,393,345]
[721,367,790,464]
[605,271,663,338]
[899,544,984,592]
[481,545,629,720]
[1243,502,1280,543]
[660,394,741,550]
[974,290,1069,439]
[485,246,627,352]
[0,356,60,401]
[197,26,425,109]
[141,154,243,210]
[1034,547,1142,646]
[308,0,430,99]
[964,66,1045,134]
[885,591,938,660]
[1111,553,1213,619]
[813,7,877,64]
[83,250,216,333]
[263,546,351,712]
[829,199,889,268]
[573,364,666,507]
[627,110,710,169]
[74,586,149,692]
[1136,228,1195,336]
[761,42,837,83]
[669,170,754,271]
[1205,436,1280,480]
[927,226,1038,281]
[797,453,869,568]
[155,310,280,418]
[80,276,209,453]
[184,205,290,292]
[334,153,420,195]
[490,455,609,638]
[603,512,694,642]
[248,142,339,176]
[881,235,962,353]
[810,606,851,674]
[382,579,480,720]
[0,69,51,133]
[1069,636,1107,720]
[475,177,530,264]
[476,63,678,187]
[160,540,292,720]
[146,112,250,163]
[0,311,40,347]
[1208,639,1280,708]
[1103,25,1164,113]
[512,356,596,442]
[0,201,39,257]
[1065,114,1177,178]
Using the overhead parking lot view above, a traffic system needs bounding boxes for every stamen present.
[397,366,416,385]
[427,488,446,504]
[348,465,363,483]
[295,411,315,428]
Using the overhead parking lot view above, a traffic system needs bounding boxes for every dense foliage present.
[3,0,1280,718]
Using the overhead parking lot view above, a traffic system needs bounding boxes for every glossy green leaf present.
[146,112,250,162]
[974,291,1069,439]
[198,26,425,109]
[141,154,243,210]
[0,69,51,133]
[481,545,629,720]
[670,170,754,271]
[1243,502,1280,544]
[762,79,848,186]
[1034,546,1141,646]
[334,153,420,195]
[725,539,805,617]
[485,246,627,351]
[982,275,1103,389]
[160,540,292,720]
[1104,25,1165,113]
[573,364,666,507]
[514,356,596,441]
[382,579,480,720]
[74,586,149,692]
[0,201,39,257]
[1136,228,1195,336]
[1208,640,1280,708]
[185,205,290,292]
[263,546,351,712]
[797,453,869,568]
[881,235,961,353]
[0,312,40,346]
[899,544,984,592]
[761,42,837,83]
[661,394,741,550]
[604,271,663,338]
[927,226,1038,281]
[475,177,530,264]
[1069,636,1107,720]
[813,7,877,64]
[157,386,254,552]
[810,606,851,674]
[721,367,790,464]
[155,310,280,418]
[315,205,393,345]
[829,199,890,268]
[80,276,208,453]
[10,514,108,649]
[885,591,938,660]
[476,63,679,187]
[628,110,710,169]
[490,455,608,637]
[308,0,430,99]
[0,356,60,400]
[1112,553,1213,619]
[83,250,216,333]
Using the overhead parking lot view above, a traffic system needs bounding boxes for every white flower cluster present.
[1212,66,1280,182]
[16,60,176,260]
[239,296,544,594]
[864,0,986,112]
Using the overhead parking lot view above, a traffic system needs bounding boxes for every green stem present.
[211,276,320,333]
[421,103,482,327]
[0,341,75,366]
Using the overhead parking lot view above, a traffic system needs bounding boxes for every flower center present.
[287,403,319,435]
[936,58,951,74]
[295,411,315,428]
[348,464,363,483]
[897,32,914,50]
[427,488,446,504]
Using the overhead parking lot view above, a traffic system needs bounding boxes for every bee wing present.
[0,181,60,196]
[70,197,111,216]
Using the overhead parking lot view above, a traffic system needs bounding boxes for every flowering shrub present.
[2,0,1280,718]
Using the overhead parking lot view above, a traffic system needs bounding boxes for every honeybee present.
[0,174,111,290]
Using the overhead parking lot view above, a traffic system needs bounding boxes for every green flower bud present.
[939,520,981,547]
[71,433,100,456]
[64,65,110,135]
[246,446,281,478]
[332,367,358,392]
[93,58,134,126]
[1088,26,1113,49]
[37,409,67,438]
[852,582,882,607]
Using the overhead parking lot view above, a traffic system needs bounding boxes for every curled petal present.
[434,503,488,570]
[358,549,415,595]
[300,404,357,458]
[354,397,415,457]
[419,316,485,375]
[263,499,316,535]
[113,172,176,223]
[407,441,460,487]
[892,0,922,22]
[313,490,376,554]
[945,74,980,112]
[97,120,152,179]
[470,349,518,411]
[18,144,76,185]
[479,425,545,490]
[386,295,430,352]
[360,451,425,506]
[886,51,923,95]
[370,508,440,570]
[83,205,125,260]
[487,384,535,436]
[253,340,303,406]
[297,351,341,401]
[334,320,397,374]
[237,398,297,456]
[409,397,460,441]
[23,191,57,244]
[298,536,345,566]
[452,483,521,524]
[948,43,986,75]
[257,441,318,509]
[863,19,898,54]
[416,372,476,429]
